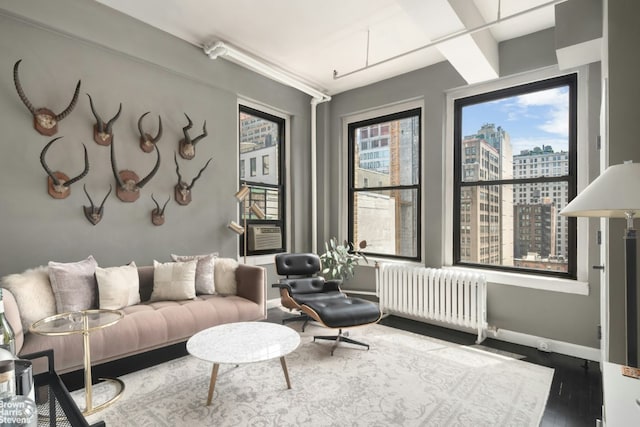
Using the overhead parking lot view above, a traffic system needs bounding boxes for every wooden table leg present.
[206,364,220,406]
[280,357,292,389]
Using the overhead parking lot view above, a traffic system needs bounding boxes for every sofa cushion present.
[96,262,140,310]
[48,256,98,313]
[214,258,238,295]
[0,266,56,332]
[150,260,197,301]
[170,253,217,295]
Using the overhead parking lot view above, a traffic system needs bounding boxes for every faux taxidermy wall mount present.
[87,93,122,146]
[83,184,111,225]
[138,112,163,153]
[40,137,89,199]
[174,152,212,205]
[151,194,170,226]
[13,60,81,136]
[110,138,160,202]
[179,113,207,160]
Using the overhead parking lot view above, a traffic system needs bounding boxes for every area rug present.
[79,323,553,426]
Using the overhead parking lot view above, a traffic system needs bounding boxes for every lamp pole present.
[624,212,638,367]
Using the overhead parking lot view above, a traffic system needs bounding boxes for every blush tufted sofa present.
[1,262,266,373]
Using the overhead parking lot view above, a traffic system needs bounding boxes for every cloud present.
[515,88,569,137]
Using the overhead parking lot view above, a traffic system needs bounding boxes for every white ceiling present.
[95,0,559,95]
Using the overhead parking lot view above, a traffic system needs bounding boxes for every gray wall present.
[606,0,640,364]
[0,0,313,300]
[323,28,602,350]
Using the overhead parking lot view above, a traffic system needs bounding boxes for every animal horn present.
[153,115,163,143]
[13,60,36,115]
[174,152,183,184]
[182,113,194,143]
[138,112,163,143]
[104,103,122,133]
[188,157,213,189]
[110,138,126,188]
[136,144,161,189]
[54,80,81,121]
[40,137,64,186]
[98,185,112,210]
[191,121,208,145]
[137,112,150,139]
[87,93,104,133]
[62,144,89,187]
[83,184,95,209]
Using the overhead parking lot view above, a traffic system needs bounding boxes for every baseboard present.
[389,313,600,362]
[492,328,601,362]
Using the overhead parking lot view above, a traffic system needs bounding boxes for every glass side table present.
[30,309,124,416]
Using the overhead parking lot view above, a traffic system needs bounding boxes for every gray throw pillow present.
[170,253,217,295]
[48,255,98,313]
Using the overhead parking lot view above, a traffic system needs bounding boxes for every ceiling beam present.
[397,0,499,84]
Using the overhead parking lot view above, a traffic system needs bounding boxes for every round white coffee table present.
[186,321,300,405]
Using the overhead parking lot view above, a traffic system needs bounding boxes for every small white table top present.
[186,322,300,365]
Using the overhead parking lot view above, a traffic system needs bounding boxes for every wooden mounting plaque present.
[116,170,140,202]
[47,172,70,199]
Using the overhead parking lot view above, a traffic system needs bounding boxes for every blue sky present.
[462,86,569,155]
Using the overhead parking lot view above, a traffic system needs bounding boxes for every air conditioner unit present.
[248,225,282,251]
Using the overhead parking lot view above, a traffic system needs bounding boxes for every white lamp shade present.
[560,162,640,218]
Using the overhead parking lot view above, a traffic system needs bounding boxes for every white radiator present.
[376,263,488,343]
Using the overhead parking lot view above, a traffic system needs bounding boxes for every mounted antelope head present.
[40,137,89,199]
[87,94,122,146]
[83,184,112,225]
[13,59,81,136]
[179,113,207,160]
[138,112,163,153]
[151,194,170,226]
[110,138,161,202]
[174,153,213,205]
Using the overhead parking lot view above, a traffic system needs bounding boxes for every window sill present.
[442,266,589,295]
[241,254,277,266]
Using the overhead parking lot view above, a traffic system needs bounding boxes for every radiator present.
[376,263,488,343]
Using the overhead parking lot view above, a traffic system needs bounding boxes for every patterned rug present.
[79,323,553,427]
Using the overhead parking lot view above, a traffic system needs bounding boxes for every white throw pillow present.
[150,260,197,301]
[95,262,140,310]
[0,266,56,332]
[214,258,239,295]
[170,253,217,295]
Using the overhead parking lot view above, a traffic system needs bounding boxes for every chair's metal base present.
[281,313,311,332]
[313,329,370,356]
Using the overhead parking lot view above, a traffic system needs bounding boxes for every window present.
[240,159,245,179]
[348,108,421,260]
[239,105,285,256]
[453,74,577,278]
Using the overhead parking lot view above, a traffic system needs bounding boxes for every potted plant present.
[319,237,368,281]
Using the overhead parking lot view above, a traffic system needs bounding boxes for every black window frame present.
[348,107,422,261]
[239,104,286,257]
[453,73,578,279]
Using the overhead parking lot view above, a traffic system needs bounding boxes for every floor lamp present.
[228,185,266,264]
[560,161,640,368]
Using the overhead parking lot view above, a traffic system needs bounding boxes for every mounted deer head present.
[179,113,207,160]
[40,137,89,199]
[174,153,212,205]
[151,194,170,226]
[13,59,81,136]
[83,184,112,225]
[138,112,163,153]
[87,94,122,146]
[110,138,161,202]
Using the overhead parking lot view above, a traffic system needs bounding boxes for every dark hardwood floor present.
[63,308,602,426]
